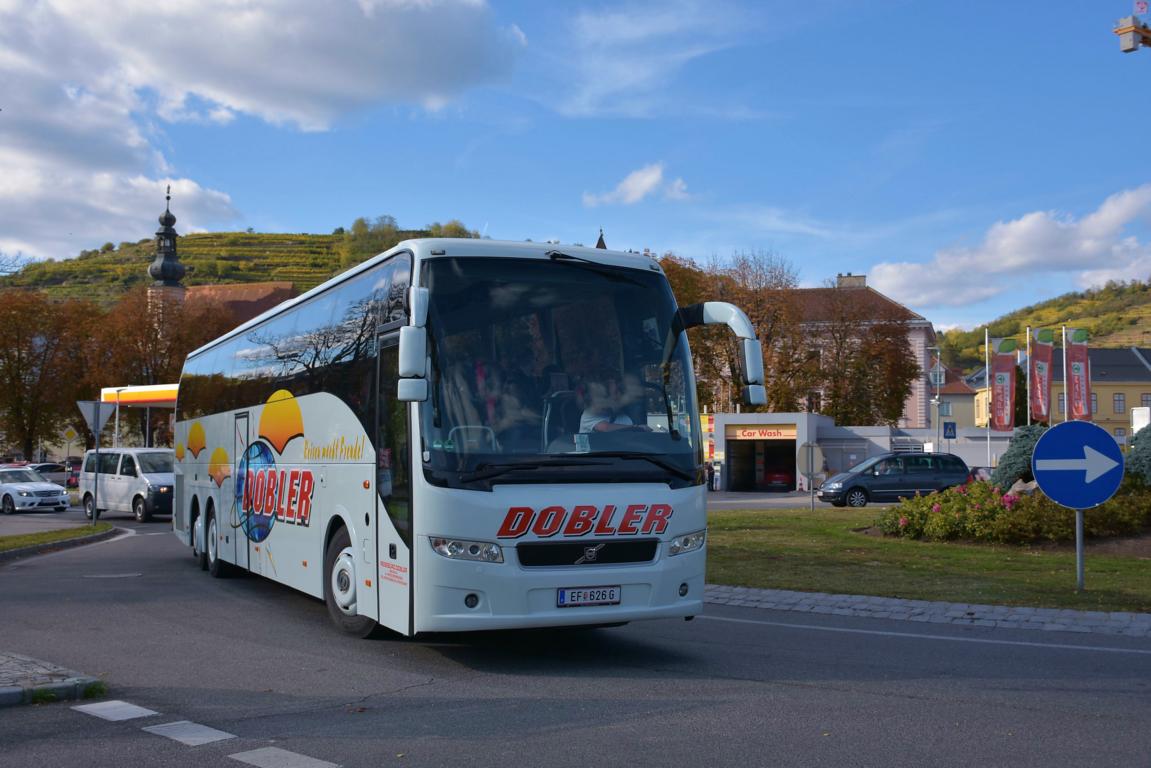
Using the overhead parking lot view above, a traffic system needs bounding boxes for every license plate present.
[557,585,621,608]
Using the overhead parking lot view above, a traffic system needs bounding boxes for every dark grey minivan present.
[817,452,970,507]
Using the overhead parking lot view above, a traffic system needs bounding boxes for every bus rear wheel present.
[324,526,377,638]
[207,512,230,578]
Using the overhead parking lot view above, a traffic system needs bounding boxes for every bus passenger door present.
[376,334,412,635]
[233,413,250,571]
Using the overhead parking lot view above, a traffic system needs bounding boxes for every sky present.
[4,0,1151,331]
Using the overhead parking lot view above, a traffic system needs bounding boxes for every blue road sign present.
[943,422,956,440]
[1031,421,1124,509]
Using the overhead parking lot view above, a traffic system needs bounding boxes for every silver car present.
[0,467,69,514]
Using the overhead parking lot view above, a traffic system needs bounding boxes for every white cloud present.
[869,185,1151,308]
[558,0,746,117]
[0,0,521,260]
[582,163,691,207]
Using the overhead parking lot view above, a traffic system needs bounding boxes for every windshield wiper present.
[460,457,609,483]
[583,452,697,483]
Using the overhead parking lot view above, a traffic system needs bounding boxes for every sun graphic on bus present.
[208,447,231,487]
[258,390,304,454]
[187,422,207,458]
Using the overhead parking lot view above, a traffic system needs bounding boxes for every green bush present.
[1128,426,1151,484]
[876,478,1151,545]
[990,424,1047,489]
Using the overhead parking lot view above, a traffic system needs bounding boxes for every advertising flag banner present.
[1029,329,1054,422]
[990,338,1017,432]
[1066,328,1092,421]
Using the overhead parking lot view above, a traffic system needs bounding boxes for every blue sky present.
[4,0,1151,330]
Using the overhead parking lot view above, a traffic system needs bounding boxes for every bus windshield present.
[420,256,701,490]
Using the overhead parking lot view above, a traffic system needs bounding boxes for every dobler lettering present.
[496,503,674,539]
[243,468,315,527]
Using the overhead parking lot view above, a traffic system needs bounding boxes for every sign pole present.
[1075,509,1085,591]
[808,441,815,513]
[93,401,100,526]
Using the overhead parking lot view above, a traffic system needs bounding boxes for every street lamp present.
[927,346,942,450]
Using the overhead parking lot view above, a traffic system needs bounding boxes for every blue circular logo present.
[236,441,277,542]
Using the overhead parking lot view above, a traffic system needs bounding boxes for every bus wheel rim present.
[331,548,358,614]
[208,517,218,562]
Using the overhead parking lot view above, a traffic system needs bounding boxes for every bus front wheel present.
[324,527,377,638]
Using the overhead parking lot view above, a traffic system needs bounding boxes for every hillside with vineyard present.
[0,216,478,304]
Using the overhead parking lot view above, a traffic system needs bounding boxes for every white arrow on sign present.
[1035,445,1119,484]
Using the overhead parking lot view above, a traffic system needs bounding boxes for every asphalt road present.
[2,517,1150,767]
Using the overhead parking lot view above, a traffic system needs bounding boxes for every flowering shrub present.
[875,478,1151,545]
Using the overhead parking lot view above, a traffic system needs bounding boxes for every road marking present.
[229,746,340,768]
[82,573,143,579]
[72,700,158,721]
[699,615,1151,656]
[144,720,236,746]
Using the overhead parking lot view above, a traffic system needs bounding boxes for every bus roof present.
[185,238,663,361]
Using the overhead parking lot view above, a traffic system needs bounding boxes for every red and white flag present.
[990,338,1017,431]
[1029,329,1054,422]
[1065,328,1091,421]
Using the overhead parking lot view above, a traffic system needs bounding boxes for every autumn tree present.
[813,282,919,426]
[98,287,236,445]
[0,290,95,458]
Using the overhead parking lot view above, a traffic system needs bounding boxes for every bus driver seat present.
[541,391,581,452]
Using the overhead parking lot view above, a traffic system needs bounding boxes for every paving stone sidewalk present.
[705,585,1151,638]
[0,651,102,707]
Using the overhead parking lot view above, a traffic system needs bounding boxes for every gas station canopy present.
[99,384,178,409]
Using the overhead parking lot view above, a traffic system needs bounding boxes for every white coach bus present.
[173,239,764,636]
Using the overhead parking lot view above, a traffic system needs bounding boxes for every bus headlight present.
[669,530,706,556]
[430,537,504,563]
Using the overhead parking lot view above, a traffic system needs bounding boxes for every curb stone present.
[704,585,1151,638]
[0,652,104,709]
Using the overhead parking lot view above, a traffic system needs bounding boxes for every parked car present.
[0,467,69,514]
[28,462,69,486]
[817,452,971,508]
[79,448,174,522]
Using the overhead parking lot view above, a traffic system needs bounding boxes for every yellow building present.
[974,347,1151,444]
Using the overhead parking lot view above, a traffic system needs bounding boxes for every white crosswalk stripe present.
[143,720,236,746]
[72,700,158,721]
[228,746,341,768]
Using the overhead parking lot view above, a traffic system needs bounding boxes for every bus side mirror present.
[398,326,426,378]
[397,379,428,402]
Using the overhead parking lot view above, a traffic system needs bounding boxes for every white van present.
[79,448,174,522]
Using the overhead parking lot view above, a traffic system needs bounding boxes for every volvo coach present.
[174,239,764,636]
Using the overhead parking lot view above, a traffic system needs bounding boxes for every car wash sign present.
[725,425,797,440]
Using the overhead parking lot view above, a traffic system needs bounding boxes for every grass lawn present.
[707,507,1151,613]
[0,522,113,553]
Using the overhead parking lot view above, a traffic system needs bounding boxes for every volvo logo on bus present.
[576,543,606,564]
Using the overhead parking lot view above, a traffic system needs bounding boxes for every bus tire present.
[324,526,377,638]
[193,511,208,570]
[207,512,229,578]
